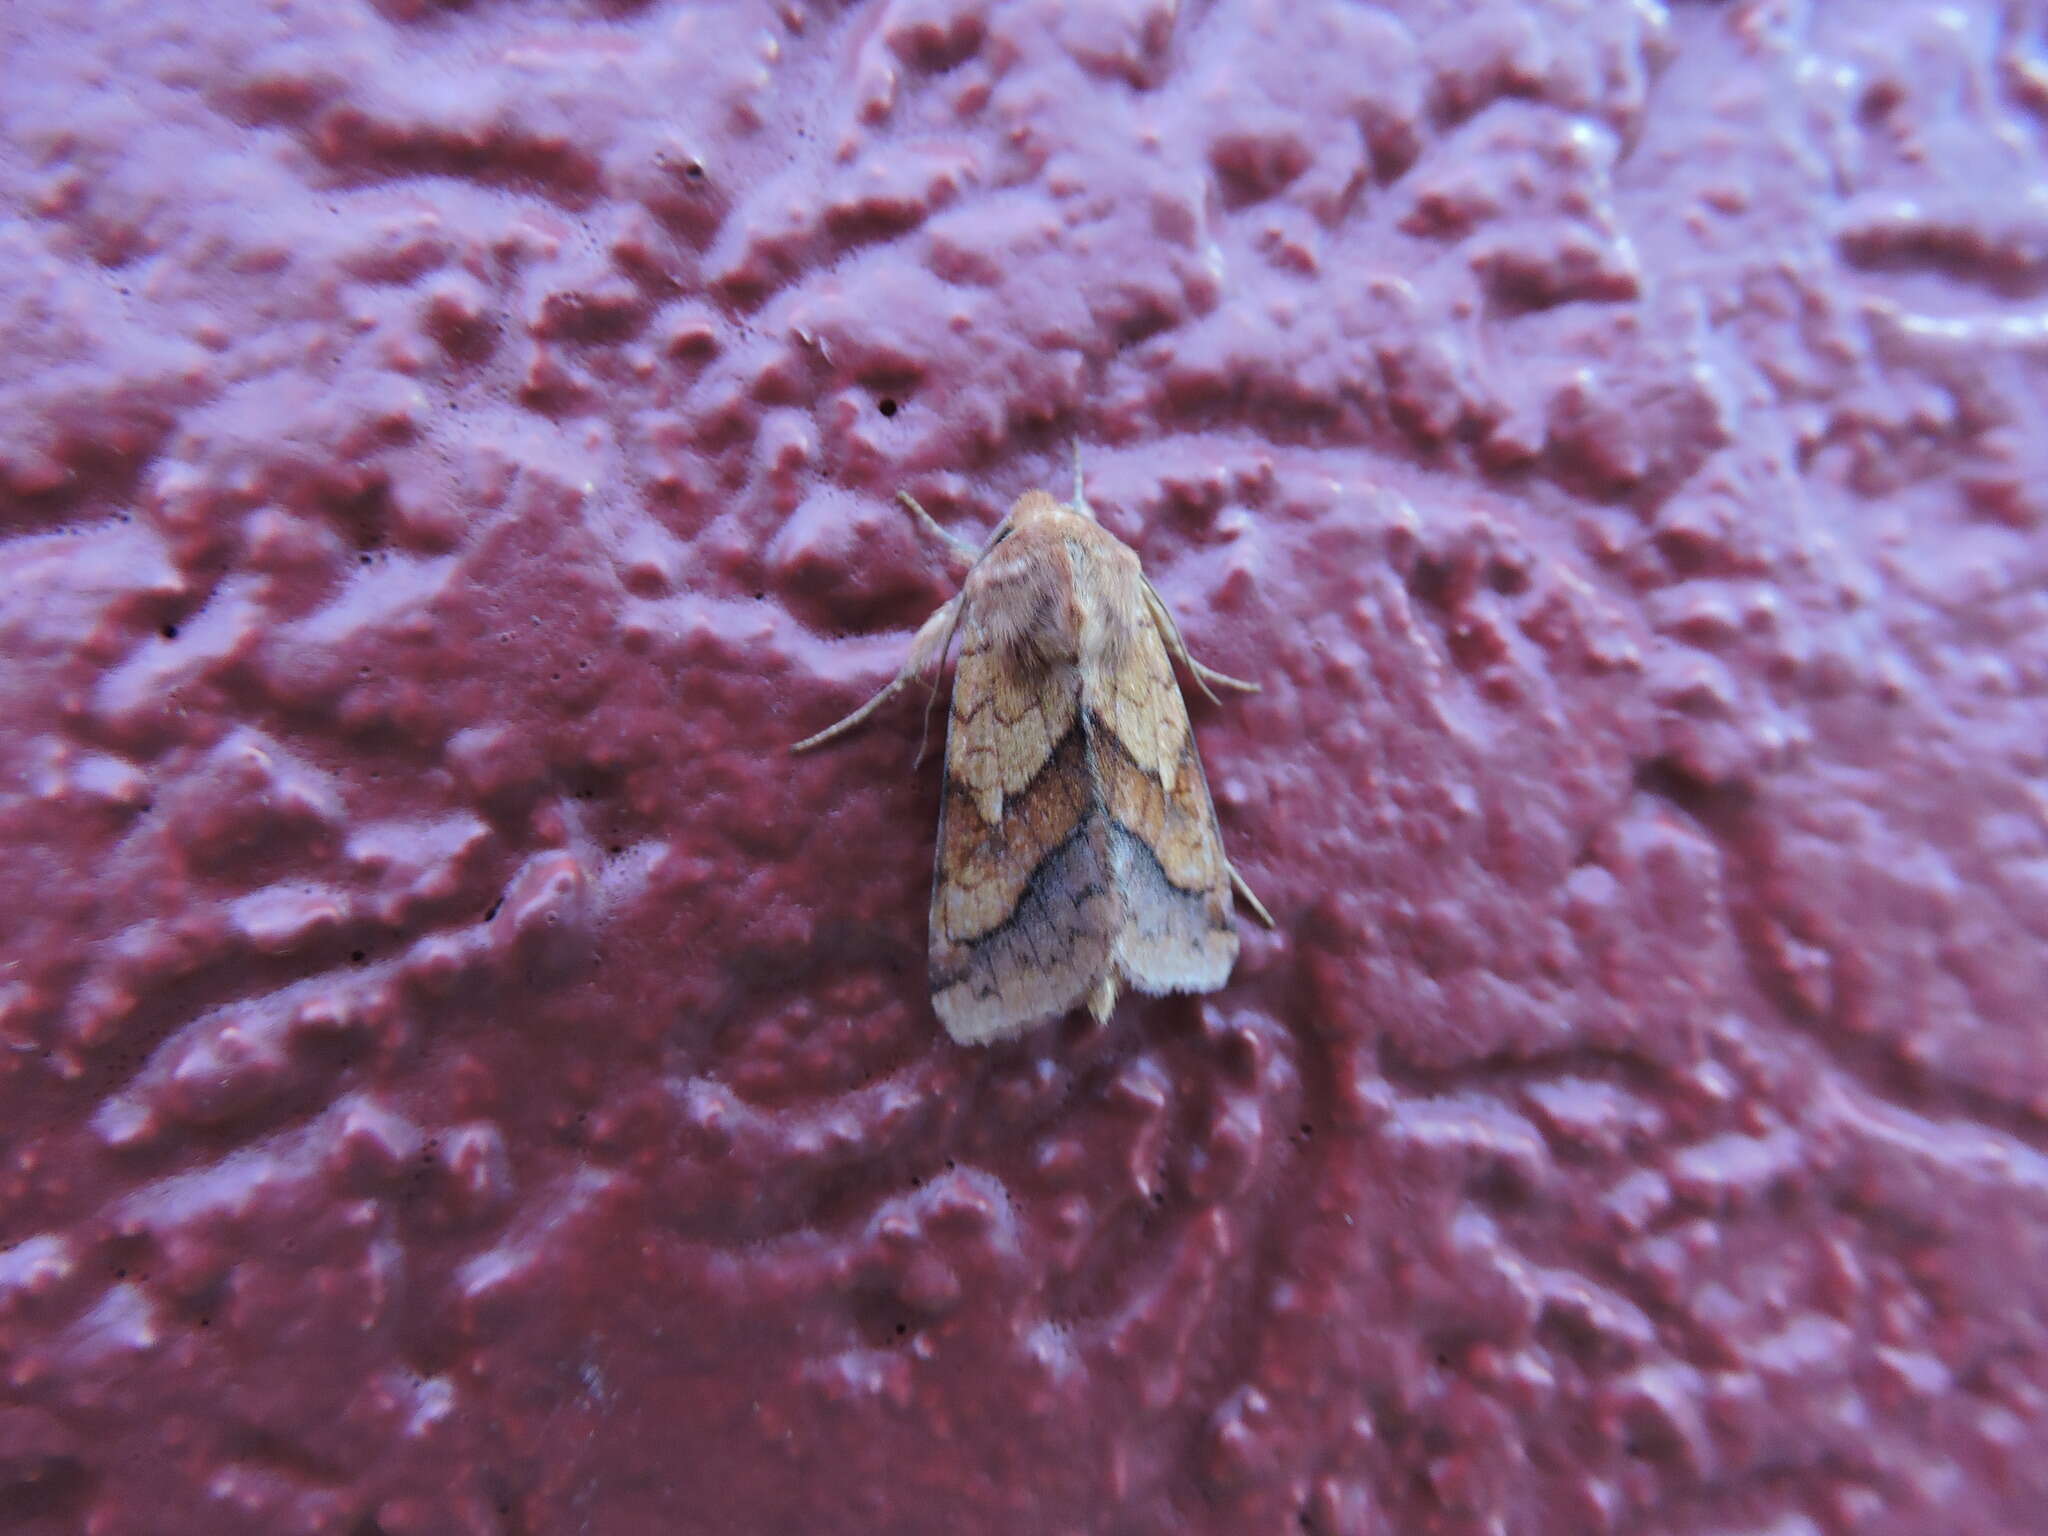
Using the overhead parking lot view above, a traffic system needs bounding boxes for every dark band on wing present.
[1084,707,1229,896]
[934,717,1094,944]
[930,813,1120,1039]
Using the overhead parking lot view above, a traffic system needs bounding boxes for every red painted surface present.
[5,1,2048,1531]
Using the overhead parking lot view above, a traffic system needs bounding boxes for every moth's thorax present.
[970,495,1143,665]
[968,526,1079,662]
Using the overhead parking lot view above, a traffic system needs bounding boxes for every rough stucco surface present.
[4,0,2048,1531]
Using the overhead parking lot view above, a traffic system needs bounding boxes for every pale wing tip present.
[937,1005,1036,1046]
[935,983,1084,1046]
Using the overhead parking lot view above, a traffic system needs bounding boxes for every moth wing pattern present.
[796,470,1261,1047]
[1078,540,1239,1000]
[927,516,1242,1044]
[927,608,1120,1043]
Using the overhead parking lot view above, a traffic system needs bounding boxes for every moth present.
[794,453,1271,1045]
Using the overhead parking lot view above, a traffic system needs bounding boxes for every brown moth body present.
[795,457,1270,1044]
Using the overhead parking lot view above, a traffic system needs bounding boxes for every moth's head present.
[983,485,1096,552]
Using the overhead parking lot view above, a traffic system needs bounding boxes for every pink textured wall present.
[5,1,2048,1531]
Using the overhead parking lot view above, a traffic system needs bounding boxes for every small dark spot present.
[878,397,899,418]
[359,553,373,565]
[752,590,764,601]
[350,950,366,964]
[1469,1155,1535,1213]
[893,1322,908,1337]
[685,160,705,180]
[159,624,179,640]
[1299,1122,1314,1138]
[1858,78,1905,125]
[112,1267,127,1279]
[484,898,503,922]
[198,1315,212,1328]
[1485,561,1529,597]
[607,845,623,856]
[1406,555,1453,610]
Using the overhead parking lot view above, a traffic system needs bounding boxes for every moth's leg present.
[897,491,979,574]
[1141,579,1258,704]
[792,593,962,752]
[1229,864,1275,929]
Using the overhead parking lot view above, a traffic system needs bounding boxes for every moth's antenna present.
[1070,436,1091,518]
